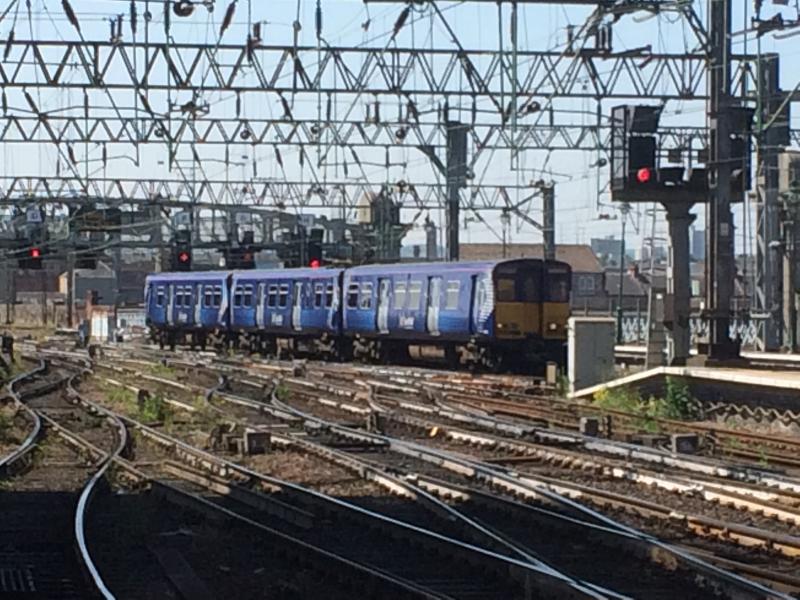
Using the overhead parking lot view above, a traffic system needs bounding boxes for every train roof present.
[146,271,229,283]
[346,258,553,276]
[231,267,344,280]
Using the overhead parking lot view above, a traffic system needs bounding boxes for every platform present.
[574,362,800,415]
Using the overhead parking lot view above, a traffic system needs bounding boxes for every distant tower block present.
[425,219,438,261]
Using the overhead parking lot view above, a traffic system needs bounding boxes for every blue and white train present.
[144,258,571,371]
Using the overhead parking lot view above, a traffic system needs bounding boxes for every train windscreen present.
[545,266,571,302]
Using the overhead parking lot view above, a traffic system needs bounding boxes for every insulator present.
[471,97,477,125]
[109,18,115,41]
[4,29,14,61]
[280,95,292,119]
[407,99,418,123]
[164,0,170,34]
[392,6,410,39]
[23,90,37,113]
[315,0,322,41]
[326,93,332,121]
[275,147,284,169]
[117,14,123,37]
[219,0,236,37]
[130,0,137,35]
[173,1,194,18]
[299,146,305,167]
[2,90,7,115]
[343,160,349,177]
[225,146,229,166]
[84,89,89,118]
[374,99,380,123]
[102,144,107,167]
[253,22,261,41]
[138,91,153,115]
[192,146,200,163]
[235,93,241,117]
[68,144,78,165]
[62,0,80,34]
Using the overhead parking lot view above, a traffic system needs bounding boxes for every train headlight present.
[548,322,558,331]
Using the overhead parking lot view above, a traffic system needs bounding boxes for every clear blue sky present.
[1,1,798,257]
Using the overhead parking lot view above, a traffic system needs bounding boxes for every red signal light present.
[30,248,41,259]
[309,259,321,269]
[178,251,190,263]
[636,167,653,184]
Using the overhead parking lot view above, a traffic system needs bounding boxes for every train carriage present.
[144,271,230,350]
[229,268,344,358]
[145,257,571,372]
[343,258,571,370]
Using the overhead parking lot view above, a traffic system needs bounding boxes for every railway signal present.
[308,227,324,268]
[172,230,192,271]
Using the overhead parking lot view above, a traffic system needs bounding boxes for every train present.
[144,258,572,373]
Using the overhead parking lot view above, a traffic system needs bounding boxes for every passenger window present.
[347,283,359,308]
[213,285,222,308]
[359,282,373,309]
[278,284,289,308]
[267,284,278,307]
[233,285,243,307]
[243,284,254,308]
[445,281,460,310]
[325,284,335,308]
[155,286,165,307]
[496,278,515,302]
[408,281,422,309]
[314,283,324,308]
[394,282,406,310]
[204,285,214,308]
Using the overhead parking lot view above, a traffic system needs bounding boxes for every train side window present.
[359,282,373,309]
[267,284,278,307]
[496,278,515,302]
[203,285,214,308]
[325,284,335,307]
[233,285,243,307]
[347,283,359,308]
[445,281,460,310]
[314,283,324,308]
[278,284,289,308]
[408,281,422,309]
[174,287,182,307]
[243,284,254,307]
[394,282,406,309]
[155,286,165,307]
[213,285,223,307]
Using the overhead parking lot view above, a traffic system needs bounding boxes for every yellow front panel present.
[495,302,540,339]
[542,302,570,339]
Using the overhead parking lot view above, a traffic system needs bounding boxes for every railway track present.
[45,354,603,598]
[28,344,800,597]
[0,361,122,599]
[81,352,792,596]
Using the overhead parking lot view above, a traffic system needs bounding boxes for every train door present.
[426,276,442,335]
[292,281,303,331]
[194,283,202,325]
[256,283,266,328]
[167,284,176,325]
[376,278,390,334]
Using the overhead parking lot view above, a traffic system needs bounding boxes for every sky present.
[0,0,799,258]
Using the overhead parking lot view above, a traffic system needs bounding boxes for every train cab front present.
[491,259,571,369]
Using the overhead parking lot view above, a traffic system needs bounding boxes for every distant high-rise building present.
[691,228,705,261]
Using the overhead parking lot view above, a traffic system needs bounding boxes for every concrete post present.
[664,202,695,365]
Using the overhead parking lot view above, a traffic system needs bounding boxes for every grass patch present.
[139,393,171,423]
[592,377,700,433]
[148,362,176,378]
[274,383,290,403]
